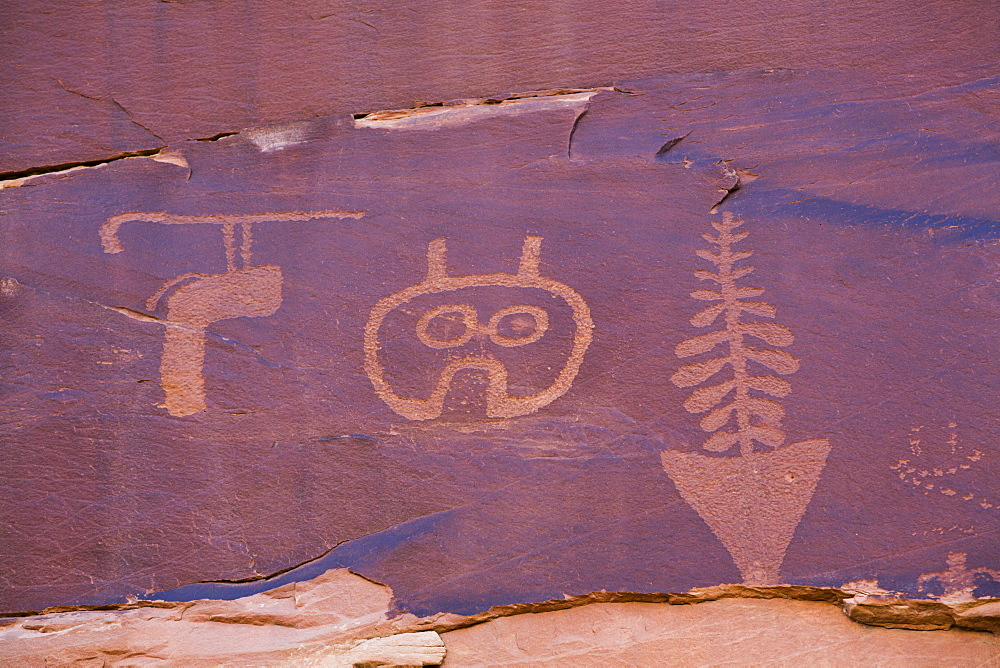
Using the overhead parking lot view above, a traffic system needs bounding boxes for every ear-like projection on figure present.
[102,211,363,416]
[364,236,593,420]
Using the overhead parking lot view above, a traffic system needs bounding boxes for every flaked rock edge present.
[4,581,998,636]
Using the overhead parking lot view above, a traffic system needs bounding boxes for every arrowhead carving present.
[661,438,831,585]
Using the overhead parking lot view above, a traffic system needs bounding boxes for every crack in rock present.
[193,131,241,142]
[654,131,692,161]
[353,87,614,131]
[0,148,169,188]
[566,106,591,159]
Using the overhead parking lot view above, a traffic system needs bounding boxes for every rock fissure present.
[654,131,692,160]
[706,161,757,213]
[109,97,167,143]
[352,87,616,130]
[192,131,242,142]
[0,148,166,188]
[566,106,590,159]
[187,540,350,588]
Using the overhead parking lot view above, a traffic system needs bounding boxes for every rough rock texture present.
[0,569,447,666]
[2,0,996,173]
[440,598,1000,666]
[2,568,997,666]
[2,4,999,665]
[4,65,998,617]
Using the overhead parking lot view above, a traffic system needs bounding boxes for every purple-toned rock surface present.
[1,3,998,624]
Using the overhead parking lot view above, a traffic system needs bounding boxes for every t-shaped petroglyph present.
[101,211,364,416]
[661,213,831,585]
[364,236,593,420]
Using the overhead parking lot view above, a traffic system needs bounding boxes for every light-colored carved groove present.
[671,212,799,456]
[662,213,831,586]
[101,211,360,416]
[891,423,996,510]
[100,210,364,254]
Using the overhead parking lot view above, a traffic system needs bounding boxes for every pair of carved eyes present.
[416,304,549,349]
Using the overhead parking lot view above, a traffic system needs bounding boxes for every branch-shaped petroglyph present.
[670,212,799,455]
[661,213,830,585]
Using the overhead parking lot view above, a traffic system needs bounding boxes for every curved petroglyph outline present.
[102,210,364,417]
[416,304,550,349]
[364,235,593,420]
[661,212,830,586]
[416,304,479,349]
[487,305,549,347]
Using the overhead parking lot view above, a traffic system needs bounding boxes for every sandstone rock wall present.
[2,568,997,666]
[2,1,998,664]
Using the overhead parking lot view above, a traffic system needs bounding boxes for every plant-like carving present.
[660,211,830,585]
[670,212,799,455]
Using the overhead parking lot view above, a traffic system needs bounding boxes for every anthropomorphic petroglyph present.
[102,211,363,416]
[918,552,1000,604]
[661,212,831,585]
[364,236,593,420]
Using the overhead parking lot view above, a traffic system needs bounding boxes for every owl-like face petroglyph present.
[415,304,549,349]
[364,236,593,420]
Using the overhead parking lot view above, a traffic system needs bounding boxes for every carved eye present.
[416,304,478,349]
[488,305,549,347]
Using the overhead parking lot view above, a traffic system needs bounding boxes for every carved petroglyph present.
[891,423,996,510]
[102,210,363,416]
[364,236,593,420]
[661,441,830,586]
[671,212,799,455]
[100,211,364,254]
[918,553,1000,604]
[415,304,550,349]
[661,213,831,585]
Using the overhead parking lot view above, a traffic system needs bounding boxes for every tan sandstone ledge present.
[1,569,997,666]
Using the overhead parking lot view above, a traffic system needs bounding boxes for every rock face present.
[4,66,998,618]
[2,1,999,664]
[441,598,1000,666]
[0,569,447,667]
[1,568,997,666]
[2,0,994,174]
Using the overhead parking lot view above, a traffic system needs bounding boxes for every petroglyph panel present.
[918,553,1000,604]
[1,67,998,624]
